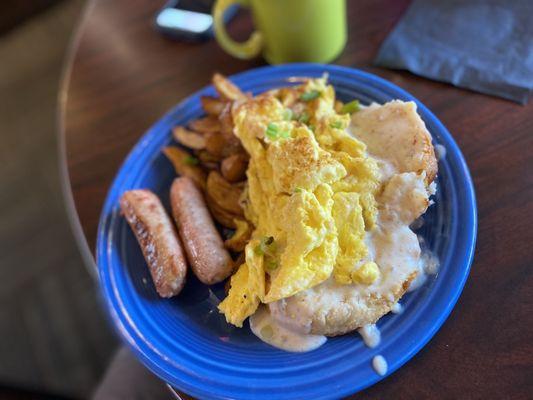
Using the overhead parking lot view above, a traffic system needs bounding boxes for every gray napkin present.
[375,0,533,104]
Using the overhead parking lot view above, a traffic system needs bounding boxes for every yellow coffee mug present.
[213,0,347,64]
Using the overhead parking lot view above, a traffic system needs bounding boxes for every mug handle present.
[213,0,263,59]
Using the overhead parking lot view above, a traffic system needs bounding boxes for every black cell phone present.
[155,0,236,41]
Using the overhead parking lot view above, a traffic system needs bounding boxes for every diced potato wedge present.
[205,132,227,159]
[189,116,221,134]
[221,153,248,183]
[206,171,243,216]
[219,103,235,138]
[201,96,227,116]
[206,193,238,228]
[219,103,245,153]
[162,146,206,190]
[213,73,246,101]
[172,126,206,150]
[204,132,242,159]
[196,150,220,170]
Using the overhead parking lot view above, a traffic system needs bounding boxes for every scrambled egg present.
[218,78,381,327]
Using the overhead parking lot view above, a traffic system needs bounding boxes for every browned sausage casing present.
[120,190,187,297]
[170,177,233,285]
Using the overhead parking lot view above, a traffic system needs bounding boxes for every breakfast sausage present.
[170,177,233,284]
[120,190,187,297]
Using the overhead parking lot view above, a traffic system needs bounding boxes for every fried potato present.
[224,219,252,252]
[219,103,245,154]
[201,96,227,116]
[219,103,235,137]
[172,126,206,150]
[189,116,221,134]
[163,146,206,190]
[206,171,243,216]
[204,132,243,159]
[196,150,220,170]
[205,132,227,158]
[221,153,248,183]
[206,193,238,228]
[213,73,246,101]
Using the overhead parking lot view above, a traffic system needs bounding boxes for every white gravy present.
[250,306,326,352]
[391,302,403,314]
[358,324,381,348]
[372,355,388,376]
[435,144,447,160]
[248,101,439,356]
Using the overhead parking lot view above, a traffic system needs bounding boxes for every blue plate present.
[97,64,477,400]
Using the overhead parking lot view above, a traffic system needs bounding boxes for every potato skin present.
[221,154,248,183]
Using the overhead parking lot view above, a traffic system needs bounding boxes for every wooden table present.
[60,0,533,398]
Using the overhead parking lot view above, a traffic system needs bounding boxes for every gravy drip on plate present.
[250,306,326,352]
[372,355,388,376]
[358,324,381,348]
[434,144,447,160]
[391,302,403,314]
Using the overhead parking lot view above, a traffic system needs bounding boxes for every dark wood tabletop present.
[60,0,533,398]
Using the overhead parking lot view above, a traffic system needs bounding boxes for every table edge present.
[57,0,98,278]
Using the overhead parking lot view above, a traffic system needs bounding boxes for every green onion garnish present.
[300,90,321,102]
[330,120,343,129]
[282,108,293,121]
[308,124,316,132]
[265,122,289,140]
[184,155,199,165]
[265,122,279,139]
[340,100,360,114]
[294,187,303,193]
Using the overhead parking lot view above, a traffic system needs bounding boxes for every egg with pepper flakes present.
[218,77,381,327]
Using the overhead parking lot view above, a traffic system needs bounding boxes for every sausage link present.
[120,190,187,297]
[170,177,233,284]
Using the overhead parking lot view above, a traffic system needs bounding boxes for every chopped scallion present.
[265,122,290,140]
[341,100,360,114]
[265,122,279,139]
[300,90,321,101]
